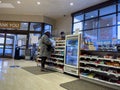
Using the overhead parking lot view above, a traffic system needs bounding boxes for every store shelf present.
[50,57,64,61]
[80,55,120,62]
[79,51,120,89]
[80,61,120,69]
[80,75,120,87]
[56,40,65,43]
[80,67,120,77]
[55,46,65,48]
[47,39,65,73]
[52,54,64,56]
[46,60,64,65]
[54,49,64,52]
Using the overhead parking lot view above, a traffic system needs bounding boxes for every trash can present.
[14,47,20,59]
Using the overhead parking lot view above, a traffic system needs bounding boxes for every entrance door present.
[4,34,14,58]
[0,33,14,58]
[0,34,5,57]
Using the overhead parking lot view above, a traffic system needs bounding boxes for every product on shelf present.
[47,39,65,73]
[79,50,120,89]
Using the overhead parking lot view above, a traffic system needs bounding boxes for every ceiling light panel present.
[70,2,74,6]
[0,3,14,8]
[17,1,21,4]
[37,1,40,5]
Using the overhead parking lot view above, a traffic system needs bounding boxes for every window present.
[118,4,120,12]
[83,30,97,43]
[100,5,116,16]
[74,14,84,22]
[29,33,41,46]
[44,24,52,33]
[98,26,116,40]
[118,13,120,24]
[19,22,28,30]
[99,14,116,27]
[84,19,98,30]
[118,25,120,39]
[30,23,41,31]
[85,10,98,19]
[73,22,83,32]
[72,1,119,51]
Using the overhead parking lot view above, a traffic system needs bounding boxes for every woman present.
[39,31,52,71]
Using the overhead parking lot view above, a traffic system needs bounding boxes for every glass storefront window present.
[83,30,97,44]
[99,14,116,27]
[98,26,116,40]
[19,22,28,30]
[118,4,120,12]
[85,10,98,19]
[100,5,116,16]
[74,14,84,22]
[118,13,120,24]
[30,23,41,31]
[84,19,98,30]
[0,48,3,56]
[73,22,83,32]
[44,24,52,33]
[117,25,120,39]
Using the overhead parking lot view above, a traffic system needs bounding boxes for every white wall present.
[53,15,72,37]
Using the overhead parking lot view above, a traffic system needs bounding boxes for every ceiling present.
[0,0,108,19]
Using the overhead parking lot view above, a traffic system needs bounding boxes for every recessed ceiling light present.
[37,2,40,5]
[0,1,2,3]
[17,1,21,4]
[70,2,74,6]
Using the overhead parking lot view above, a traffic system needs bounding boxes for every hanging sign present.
[0,21,20,29]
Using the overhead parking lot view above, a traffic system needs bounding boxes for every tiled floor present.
[0,58,76,90]
[0,58,117,90]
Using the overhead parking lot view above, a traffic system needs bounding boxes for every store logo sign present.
[0,21,20,29]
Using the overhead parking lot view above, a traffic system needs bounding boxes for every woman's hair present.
[60,31,65,35]
[45,31,51,37]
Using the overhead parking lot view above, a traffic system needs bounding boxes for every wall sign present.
[0,21,20,29]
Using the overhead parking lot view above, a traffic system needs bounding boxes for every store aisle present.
[0,58,116,90]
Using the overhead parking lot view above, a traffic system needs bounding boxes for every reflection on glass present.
[84,19,98,30]
[99,14,116,27]
[65,38,78,66]
[29,33,41,47]
[6,38,13,44]
[30,23,41,31]
[118,4,120,11]
[98,26,116,40]
[17,35,27,46]
[100,5,116,16]
[85,10,98,19]
[5,49,12,55]
[118,26,120,39]
[73,22,83,32]
[0,49,3,56]
[20,50,25,56]
[118,13,120,24]
[16,35,27,56]
[0,38,4,44]
[74,14,84,22]
[5,46,13,49]
[83,30,97,42]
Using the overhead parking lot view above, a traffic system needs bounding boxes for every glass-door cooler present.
[64,34,81,76]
